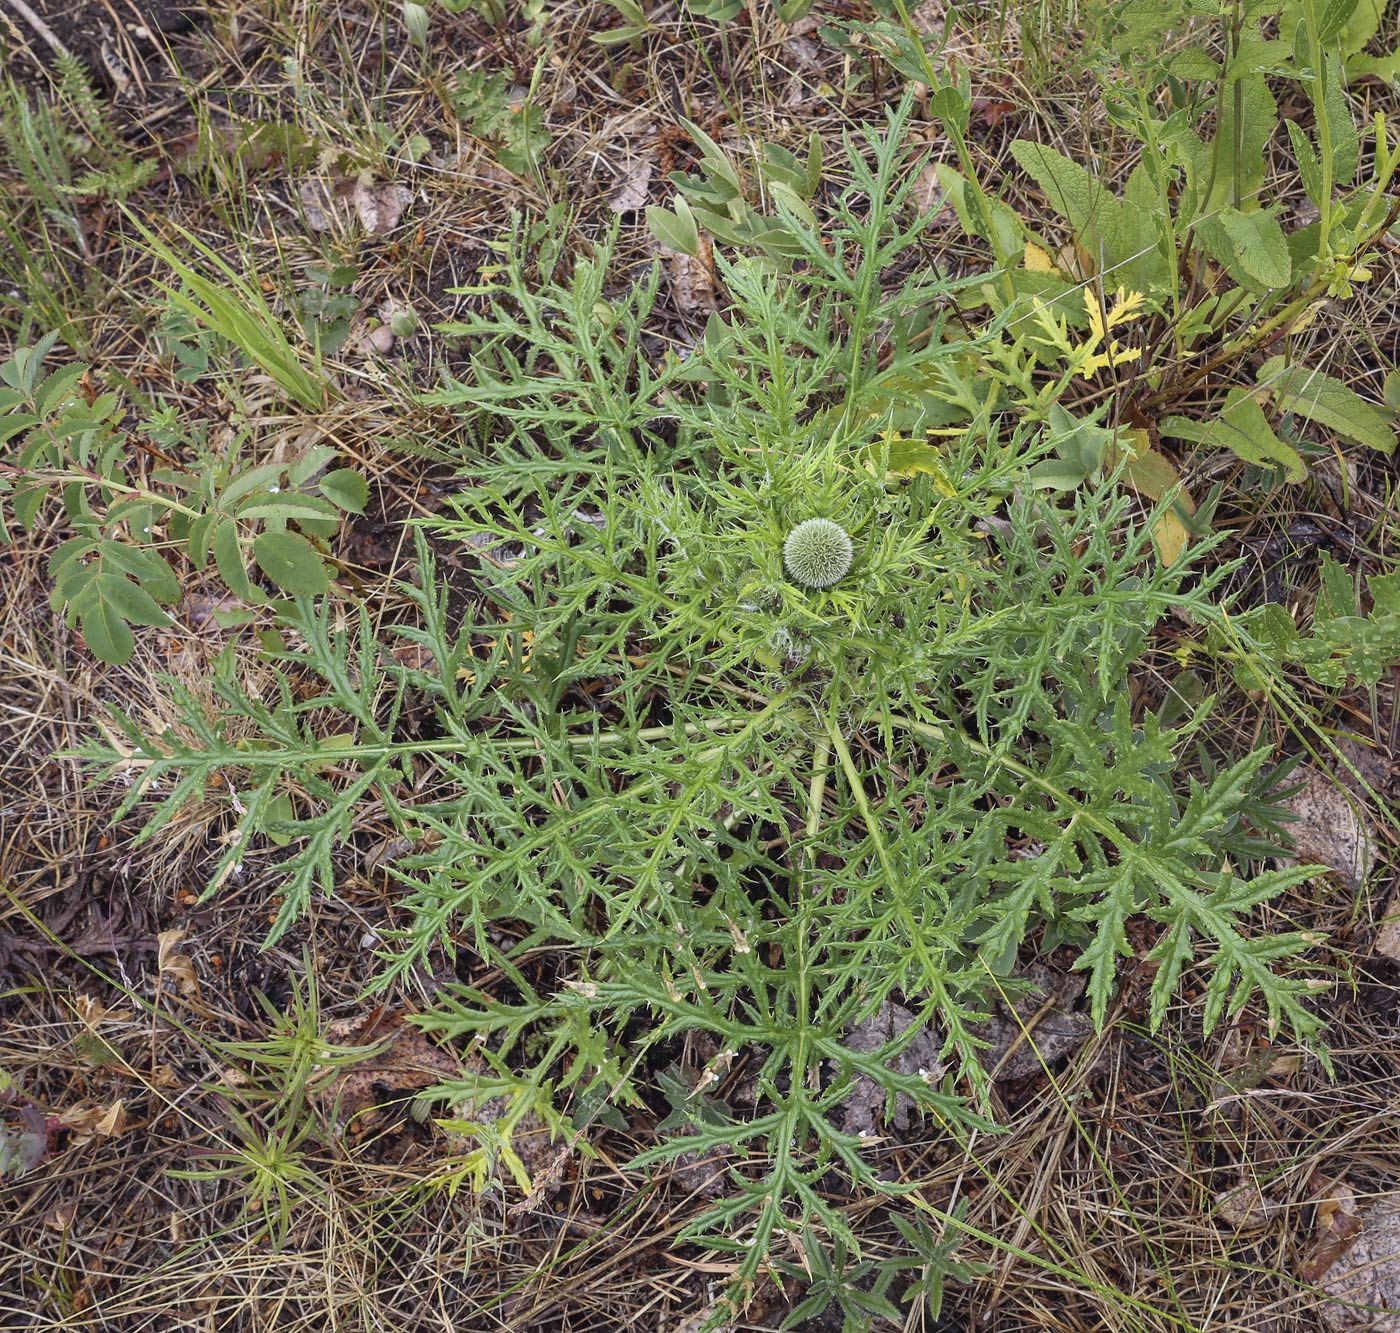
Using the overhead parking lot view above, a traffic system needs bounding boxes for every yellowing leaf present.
[1076,347,1137,379]
[1149,509,1191,565]
[1077,288,1145,377]
[868,433,958,493]
[1084,287,1146,341]
[1022,243,1058,274]
[1115,428,1195,565]
[1123,451,1183,505]
[1105,288,1147,330]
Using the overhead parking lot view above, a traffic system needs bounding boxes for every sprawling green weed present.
[0,333,366,663]
[449,67,553,178]
[0,58,155,344]
[169,967,385,1247]
[66,102,1372,1317]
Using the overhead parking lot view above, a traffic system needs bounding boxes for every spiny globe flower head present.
[783,518,854,589]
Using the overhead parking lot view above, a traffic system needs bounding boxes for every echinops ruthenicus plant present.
[85,98,1333,1309]
[783,517,855,588]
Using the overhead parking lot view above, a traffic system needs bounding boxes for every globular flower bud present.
[783,518,853,589]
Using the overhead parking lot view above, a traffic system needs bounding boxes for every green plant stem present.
[1146,192,1400,406]
[888,0,1016,304]
[824,696,949,993]
[1301,0,1336,265]
[0,460,204,520]
[1351,113,1400,235]
[116,715,762,773]
[804,738,830,845]
[796,737,832,1078]
[1130,81,1184,344]
[1231,3,1244,211]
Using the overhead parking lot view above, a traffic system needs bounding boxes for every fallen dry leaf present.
[318,1013,459,1136]
[299,177,340,232]
[73,995,133,1031]
[1278,767,1376,892]
[355,323,395,356]
[972,96,1018,129]
[835,1001,943,1136]
[971,962,1094,1082]
[1306,1188,1400,1332]
[1116,427,1194,567]
[300,177,413,235]
[911,162,948,216]
[608,158,653,213]
[661,229,717,314]
[388,643,438,675]
[184,592,248,629]
[94,1100,126,1138]
[58,1099,128,1146]
[352,179,412,233]
[1333,735,1391,799]
[1302,1178,1365,1284]
[1216,1179,1283,1233]
[157,930,200,999]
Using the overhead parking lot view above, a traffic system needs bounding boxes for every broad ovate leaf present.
[252,530,332,596]
[1217,207,1292,290]
[317,469,369,514]
[69,577,142,664]
[647,198,700,257]
[1009,141,1124,267]
[1028,402,1114,491]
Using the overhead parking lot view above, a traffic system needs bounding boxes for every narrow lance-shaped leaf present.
[1258,356,1397,454]
[1160,388,1307,481]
